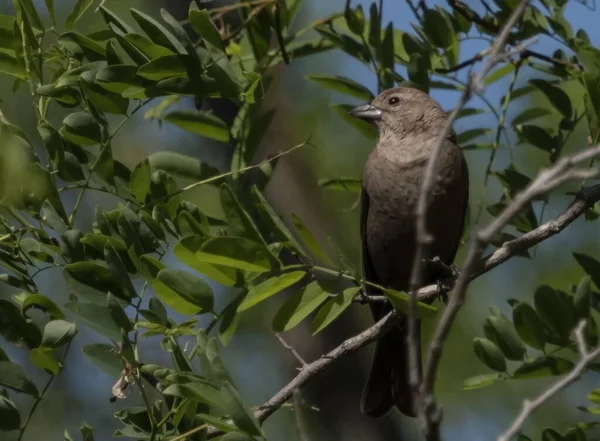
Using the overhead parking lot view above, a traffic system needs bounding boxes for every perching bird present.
[349,87,469,418]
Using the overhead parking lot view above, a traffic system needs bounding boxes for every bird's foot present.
[427,256,458,279]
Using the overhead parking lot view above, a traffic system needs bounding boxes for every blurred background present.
[1,0,600,440]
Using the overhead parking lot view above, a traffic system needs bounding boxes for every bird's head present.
[349,87,447,139]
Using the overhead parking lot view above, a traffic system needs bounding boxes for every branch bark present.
[408,1,532,438]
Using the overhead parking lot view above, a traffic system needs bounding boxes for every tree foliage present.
[0,0,600,440]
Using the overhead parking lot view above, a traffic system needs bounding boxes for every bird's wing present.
[360,186,380,297]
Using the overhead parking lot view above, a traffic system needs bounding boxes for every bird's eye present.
[388,96,401,105]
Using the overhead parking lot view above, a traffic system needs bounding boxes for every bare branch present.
[408,1,532,438]
[275,333,308,367]
[207,311,399,438]
[497,320,600,441]
[254,311,398,423]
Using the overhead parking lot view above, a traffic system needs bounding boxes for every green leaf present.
[534,285,574,340]
[105,242,136,300]
[0,51,26,79]
[130,8,185,54]
[220,184,269,247]
[123,33,173,59]
[484,63,515,86]
[80,70,129,115]
[163,382,226,409]
[96,65,143,94]
[174,236,238,286]
[512,301,546,350]
[473,337,507,372]
[564,428,586,441]
[163,110,230,142]
[64,262,126,300]
[219,295,244,346]
[574,276,592,320]
[251,185,306,256]
[513,356,574,379]
[317,177,361,192]
[64,302,122,341]
[332,104,378,140]
[512,108,553,125]
[137,54,187,81]
[530,79,573,118]
[423,8,455,49]
[98,5,133,34]
[273,281,329,332]
[311,287,359,335]
[195,413,239,434]
[541,428,564,441]
[41,320,77,348]
[589,388,600,404]
[193,236,272,273]
[243,71,261,104]
[147,151,219,181]
[66,0,94,29]
[457,128,491,144]
[130,159,152,204]
[58,32,106,62]
[483,315,525,361]
[455,108,486,120]
[107,293,133,333]
[30,347,60,374]
[60,112,102,146]
[220,382,263,437]
[517,125,555,152]
[154,269,214,314]
[306,74,374,101]
[0,361,38,396]
[573,253,600,289]
[82,343,123,378]
[461,373,502,390]
[344,4,365,35]
[383,289,438,317]
[189,7,223,49]
[0,393,20,430]
[0,299,42,348]
[21,294,64,320]
[292,213,333,265]
[238,271,306,312]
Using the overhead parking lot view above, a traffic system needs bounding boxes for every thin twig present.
[157,137,314,204]
[276,333,308,367]
[497,321,600,441]
[408,1,534,438]
[17,341,73,441]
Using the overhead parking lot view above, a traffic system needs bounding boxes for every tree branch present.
[447,0,582,70]
[421,144,600,440]
[496,320,600,441]
[408,2,532,438]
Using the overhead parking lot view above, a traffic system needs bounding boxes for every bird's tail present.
[360,312,421,418]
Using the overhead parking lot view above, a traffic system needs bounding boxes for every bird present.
[349,87,470,418]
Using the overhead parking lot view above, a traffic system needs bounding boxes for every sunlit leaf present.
[238,272,306,312]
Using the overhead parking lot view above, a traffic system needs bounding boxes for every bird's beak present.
[349,103,382,121]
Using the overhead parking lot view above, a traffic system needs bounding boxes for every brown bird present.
[349,87,469,418]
